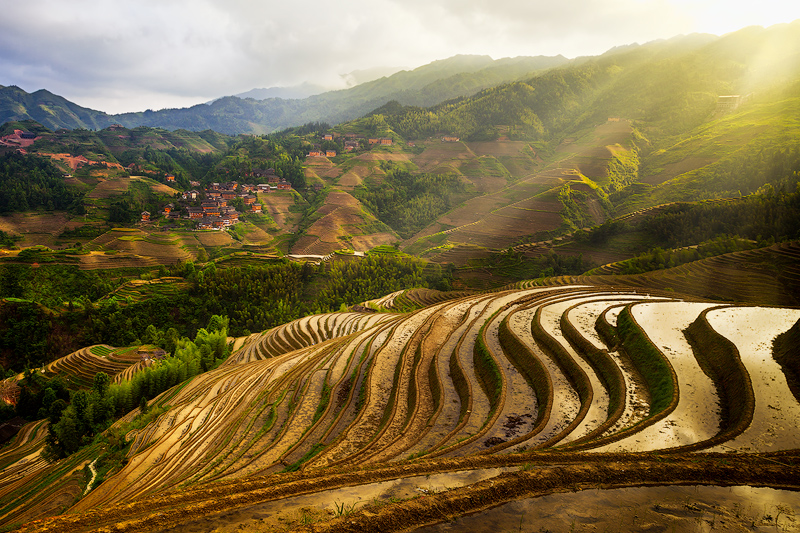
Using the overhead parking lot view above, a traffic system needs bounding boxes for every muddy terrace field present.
[3,281,800,532]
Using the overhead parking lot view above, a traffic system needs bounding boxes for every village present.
[140,167,292,230]
[304,131,404,158]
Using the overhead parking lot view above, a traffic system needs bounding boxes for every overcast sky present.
[1,0,799,114]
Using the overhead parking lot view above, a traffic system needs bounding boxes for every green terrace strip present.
[559,306,625,444]
[615,306,677,417]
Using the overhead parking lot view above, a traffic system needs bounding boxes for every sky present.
[1,0,799,114]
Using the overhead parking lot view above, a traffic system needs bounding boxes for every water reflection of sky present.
[172,467,515,533]
[418,485,800,532]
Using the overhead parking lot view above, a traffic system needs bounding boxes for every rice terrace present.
[1,15,800,533]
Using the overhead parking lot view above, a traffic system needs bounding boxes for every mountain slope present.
[1,55,568,135]
[0,86,115,131]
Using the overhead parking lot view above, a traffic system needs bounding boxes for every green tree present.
[93,372,111,398]
[139,395,149,414]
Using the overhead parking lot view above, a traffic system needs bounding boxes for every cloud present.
[0,0,798,113]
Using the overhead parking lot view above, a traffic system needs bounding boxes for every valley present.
[0,20,800,533]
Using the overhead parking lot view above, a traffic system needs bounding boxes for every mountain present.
[225,65,406,101]
[0,54,569,135]
[0,85,116,131]
[326,22,800,261]
[228,83,330,101]
[2,22,799,265]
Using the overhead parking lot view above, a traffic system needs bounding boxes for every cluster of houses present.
[140,168,293,230]
[307,132,394,158]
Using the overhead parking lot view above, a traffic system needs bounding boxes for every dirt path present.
[83,459,97,496]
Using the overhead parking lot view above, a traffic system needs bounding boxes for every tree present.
[93,372,111,398]
[53,411,81,455]
[206,315,229,334]
[139,395,149,414]
[48,399,67,425]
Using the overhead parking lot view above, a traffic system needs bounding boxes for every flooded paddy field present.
[416,484,800,533]
[171,468,514,533]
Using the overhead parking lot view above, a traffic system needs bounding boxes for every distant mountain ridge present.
[226,84,330,101]
[0,85,115,131]
[1,54,568,135]
[225,65,407,101]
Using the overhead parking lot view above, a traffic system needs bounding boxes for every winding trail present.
[83,459,98,496]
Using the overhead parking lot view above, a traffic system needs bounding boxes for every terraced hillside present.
[2,345,142,398]
[5,279,800,533]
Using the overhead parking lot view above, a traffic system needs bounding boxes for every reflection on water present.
[172,467,514,533]
[417,485,800,532]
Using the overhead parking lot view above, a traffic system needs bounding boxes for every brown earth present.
[132,177,180,197]
[86,178,130,199]
[259,193,301,233]
[325,190,360,207]
[240,224,276,246]
[0,212,70,237]
[194,231,236,247]
[39,153,124,171]
[465,141,531,158]
[338,164,378,189]
[403,121,636,256]
[288,190,386,254]
[78,251,159,270]
[337,171,363,188]
[350,233,397,251]
[554,120,632,157]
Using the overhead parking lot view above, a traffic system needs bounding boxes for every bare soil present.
[0,212,70,237]
[350,233,397,251]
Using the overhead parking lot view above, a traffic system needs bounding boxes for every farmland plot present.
[596,301,721,452]
[398,300,470,450]
[538,294,613,444]
[7,283,800,532]
[319,305,444,465]
[706,306,800,452]
[566,298,664,438]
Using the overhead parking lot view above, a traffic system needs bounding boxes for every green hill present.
[1,55,568,135]
[0,86,115,131]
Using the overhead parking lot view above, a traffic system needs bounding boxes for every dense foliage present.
[354,164,471,239]
[578,174,800,275]
[0,254,450,373]
[0,153,81,212]
[471,248,596,280]
[40,316,229,460]
[613,236,757,275]
[108,180,172,223]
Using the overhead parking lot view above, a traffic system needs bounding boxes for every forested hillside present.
[0,253,450,371]
[0,55,567,134]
